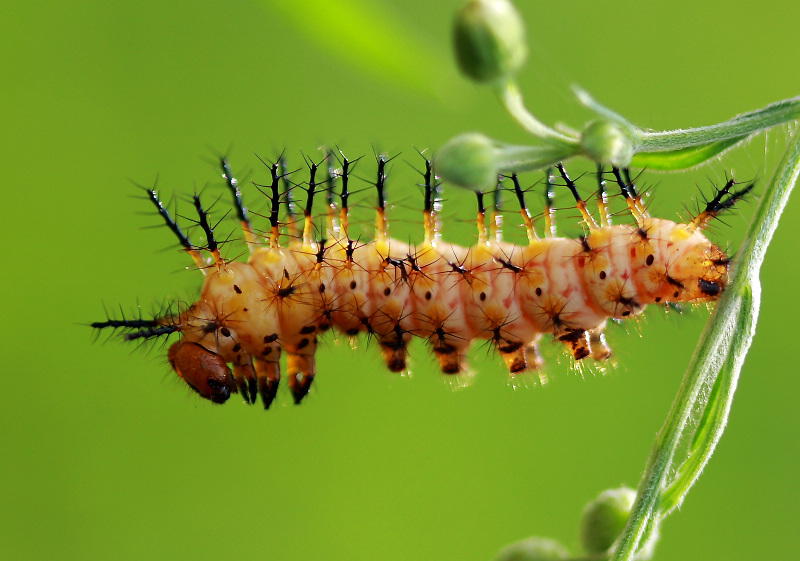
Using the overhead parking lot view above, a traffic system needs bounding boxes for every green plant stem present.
[496,79,579,146]
[634,96,800,151]
[494,143,579,173]
[611,126,800,561]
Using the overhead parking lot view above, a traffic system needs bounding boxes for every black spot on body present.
[666,276,684,289]
[599,271,607,280]
[497,258,522,273]
[350,281,357,290]
[439,361,460,375]
[498,340,523,354]
[232,343,241,352]
[380,338,406,351]
[220,327,231,337]
[558,329,585,343]
[384,287,391,296]
[479,292,486,301]
[574,348,591,360]
[297,338,309,349]
[424,291,432,300]
[233,284,242,294]
[698,279,721,296]
[645,254,655,266]
[278,285,295,298]
[318,283,325,293]
[264,334,278,343]
[300,325,316,334]
[535,287,542,296]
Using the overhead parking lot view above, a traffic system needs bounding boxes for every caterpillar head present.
[667,236,730,303]
[168,341,235,404]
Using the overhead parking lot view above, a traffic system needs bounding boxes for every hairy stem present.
[611,126,800,561]
[634,96,800,152]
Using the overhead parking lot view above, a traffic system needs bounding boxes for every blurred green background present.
[2,1,799,560]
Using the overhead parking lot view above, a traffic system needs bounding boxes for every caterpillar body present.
[93,154,750,409]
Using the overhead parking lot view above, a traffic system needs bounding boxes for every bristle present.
[191,194,224,268]
[595,164,610,227]
[543,167,557,237]
[511,174,538,244]
[221,157,256,250]
[556,163,598,230]
[475,190,488,245]
[302,160,319,247]
[611,167,647,225]
[374,154,389,241]
[690,177,754,230]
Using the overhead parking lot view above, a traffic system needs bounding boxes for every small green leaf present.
[629,136,746,170]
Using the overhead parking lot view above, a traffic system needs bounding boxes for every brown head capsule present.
[168,341,235,404]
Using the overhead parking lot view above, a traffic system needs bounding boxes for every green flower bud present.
[436,132,499,191]
[580,487,637,554]
[453,0,528,84]
[580,120,635,167]
[494,537,570,561]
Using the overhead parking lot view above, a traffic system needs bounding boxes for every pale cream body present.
[173,217,727,382]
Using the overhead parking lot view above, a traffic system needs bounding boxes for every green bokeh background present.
[2,1,799,560]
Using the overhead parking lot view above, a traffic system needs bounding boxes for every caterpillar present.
[92,153,751,409]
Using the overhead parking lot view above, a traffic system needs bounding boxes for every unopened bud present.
[436,133,499,191]
[453,0,528,84]
[494,537,570,561]
[580,487,637,554]
[580,120,635,167]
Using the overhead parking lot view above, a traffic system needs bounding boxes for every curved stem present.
[611,126,800,561]
[496,78,579,146]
